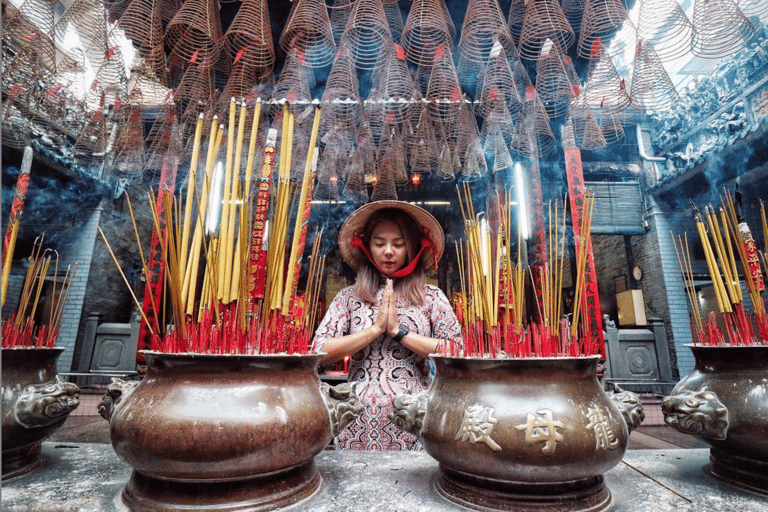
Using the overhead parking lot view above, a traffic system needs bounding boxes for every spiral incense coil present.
[452,99,481,168]
[577,0,630,59]
[143,103,178,176]
[636,0,695,63]
[459,0,517,65]
[270,47,314,115]
[280,0,336,69]
[518,0,576,61]
[630,39,679,112]
[315,132,351,201]
[4,0,58,75]
[319,41,364,134]
[426,44,463,129]
[401,0,454,67]
[511,58,535,113]
[507,0,527,46]
[371,44,420,126]
[53,0,109,66]
[597,107,625,144]
[481,98,515,154]
[218,64,259,117]
[329,0,355,45]
[523,86,556,155]
[111,99,147,182]
[73,107,109,163]
[582,40,631,115]
[172,63,217,110]
[536,41,577,119]
[463,137,489,180]
[339,0,394,70]
[565,102,607,150]
[343,127,375,202]
[476,44,522,120]
[165,0,222,67]
[691,0,755,58]
[409,104,440,174]
[223,0,275,81]
[376,126,409,186]
[560,0,585,35]
[118,0,167,82]
[384,0,406,44]
[738,0,768,18]
[158,0,181,26]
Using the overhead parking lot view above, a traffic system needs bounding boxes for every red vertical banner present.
[564,147,605,358]
[248,128,277,299]
[137,137,180,359]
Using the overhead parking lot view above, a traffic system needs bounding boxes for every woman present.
[313,200,463,450]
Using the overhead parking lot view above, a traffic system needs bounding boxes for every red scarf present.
[350,235,437,278]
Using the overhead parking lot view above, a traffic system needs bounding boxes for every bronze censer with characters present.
[390,191,644,511]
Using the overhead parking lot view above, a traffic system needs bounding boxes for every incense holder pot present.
[662,345,768,495]
[389,355,641,512]
[1,347,80,480]
[102,351,361,512]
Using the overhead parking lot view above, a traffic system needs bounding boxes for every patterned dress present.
[313,284,463,450]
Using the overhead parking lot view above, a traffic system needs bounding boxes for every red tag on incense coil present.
[234,46,247,64]
[395,44,405,60]
[106,46,119,59]
[435,43,445,61]
[489,86,498,100]
[297,47,305,63]
[190,49,199,63]
[572,84,580,98]
[591,38,602,56]
[526,85,535,101]
[9,84,21,96]
[451,87,461,102]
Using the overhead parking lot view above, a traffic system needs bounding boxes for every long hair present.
[353,209,426,306]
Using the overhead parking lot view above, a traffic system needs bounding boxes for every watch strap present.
[392,324,409,342]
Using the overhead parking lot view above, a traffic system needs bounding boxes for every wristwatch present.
[392,324,409,342]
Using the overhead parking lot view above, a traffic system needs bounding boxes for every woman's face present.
[369,220,408,273]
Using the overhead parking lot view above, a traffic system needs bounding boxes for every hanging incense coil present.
[452,98,481,169]
[518,0,575,61]
[636,0,695,63]
[372,44,421,126]
[329,0,355,45]
[481,101,517,167]
[376,126,409,186]
[110,96,147,182]
[536,41,577,119]
[560,0,585,35]
[72,107,109,164]
[384,0,406,44]
[463,136,488,180]
[596,107,625,144]
[164,0,222,68]
[691,0,755,58]
[630,39,679,112]
[343,127,375,203]
[3,0,58,73]
[172,62,217,111]
[507,0,527,46]
[582,40,631,115]
[84,36,129,107]
[566,98,607,150]
[339,0,394,70]
[159,0,181,26]
[510,57,535,115]
[477,44,522,120]
[143,121,183,188]
[401,0,454,67]
[426,44,463,131]
[270,48,315,116]
[118,0,167,83]
[523,86,556,156]
[217,63,258,117]
[315,132,351,201]
[409,105,440,174]
[459,0,517,64]
[279,0,336,69]
[577,0,630,59]
[223,0,275,81]
[319,41,364,135]
[53,0,109,65]
[144,103,178,177]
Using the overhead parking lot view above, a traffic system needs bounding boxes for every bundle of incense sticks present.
[1,236,77,348]
[673,192,768,347]
[451,186,599,358]
[102,98,327,355]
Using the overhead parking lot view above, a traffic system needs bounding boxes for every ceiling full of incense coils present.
[1,0,763,194]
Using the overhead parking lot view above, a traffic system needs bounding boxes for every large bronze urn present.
[2,347,80,480]
[389,355,643,512]
[101,350,361,512]
[662,345,768,495]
